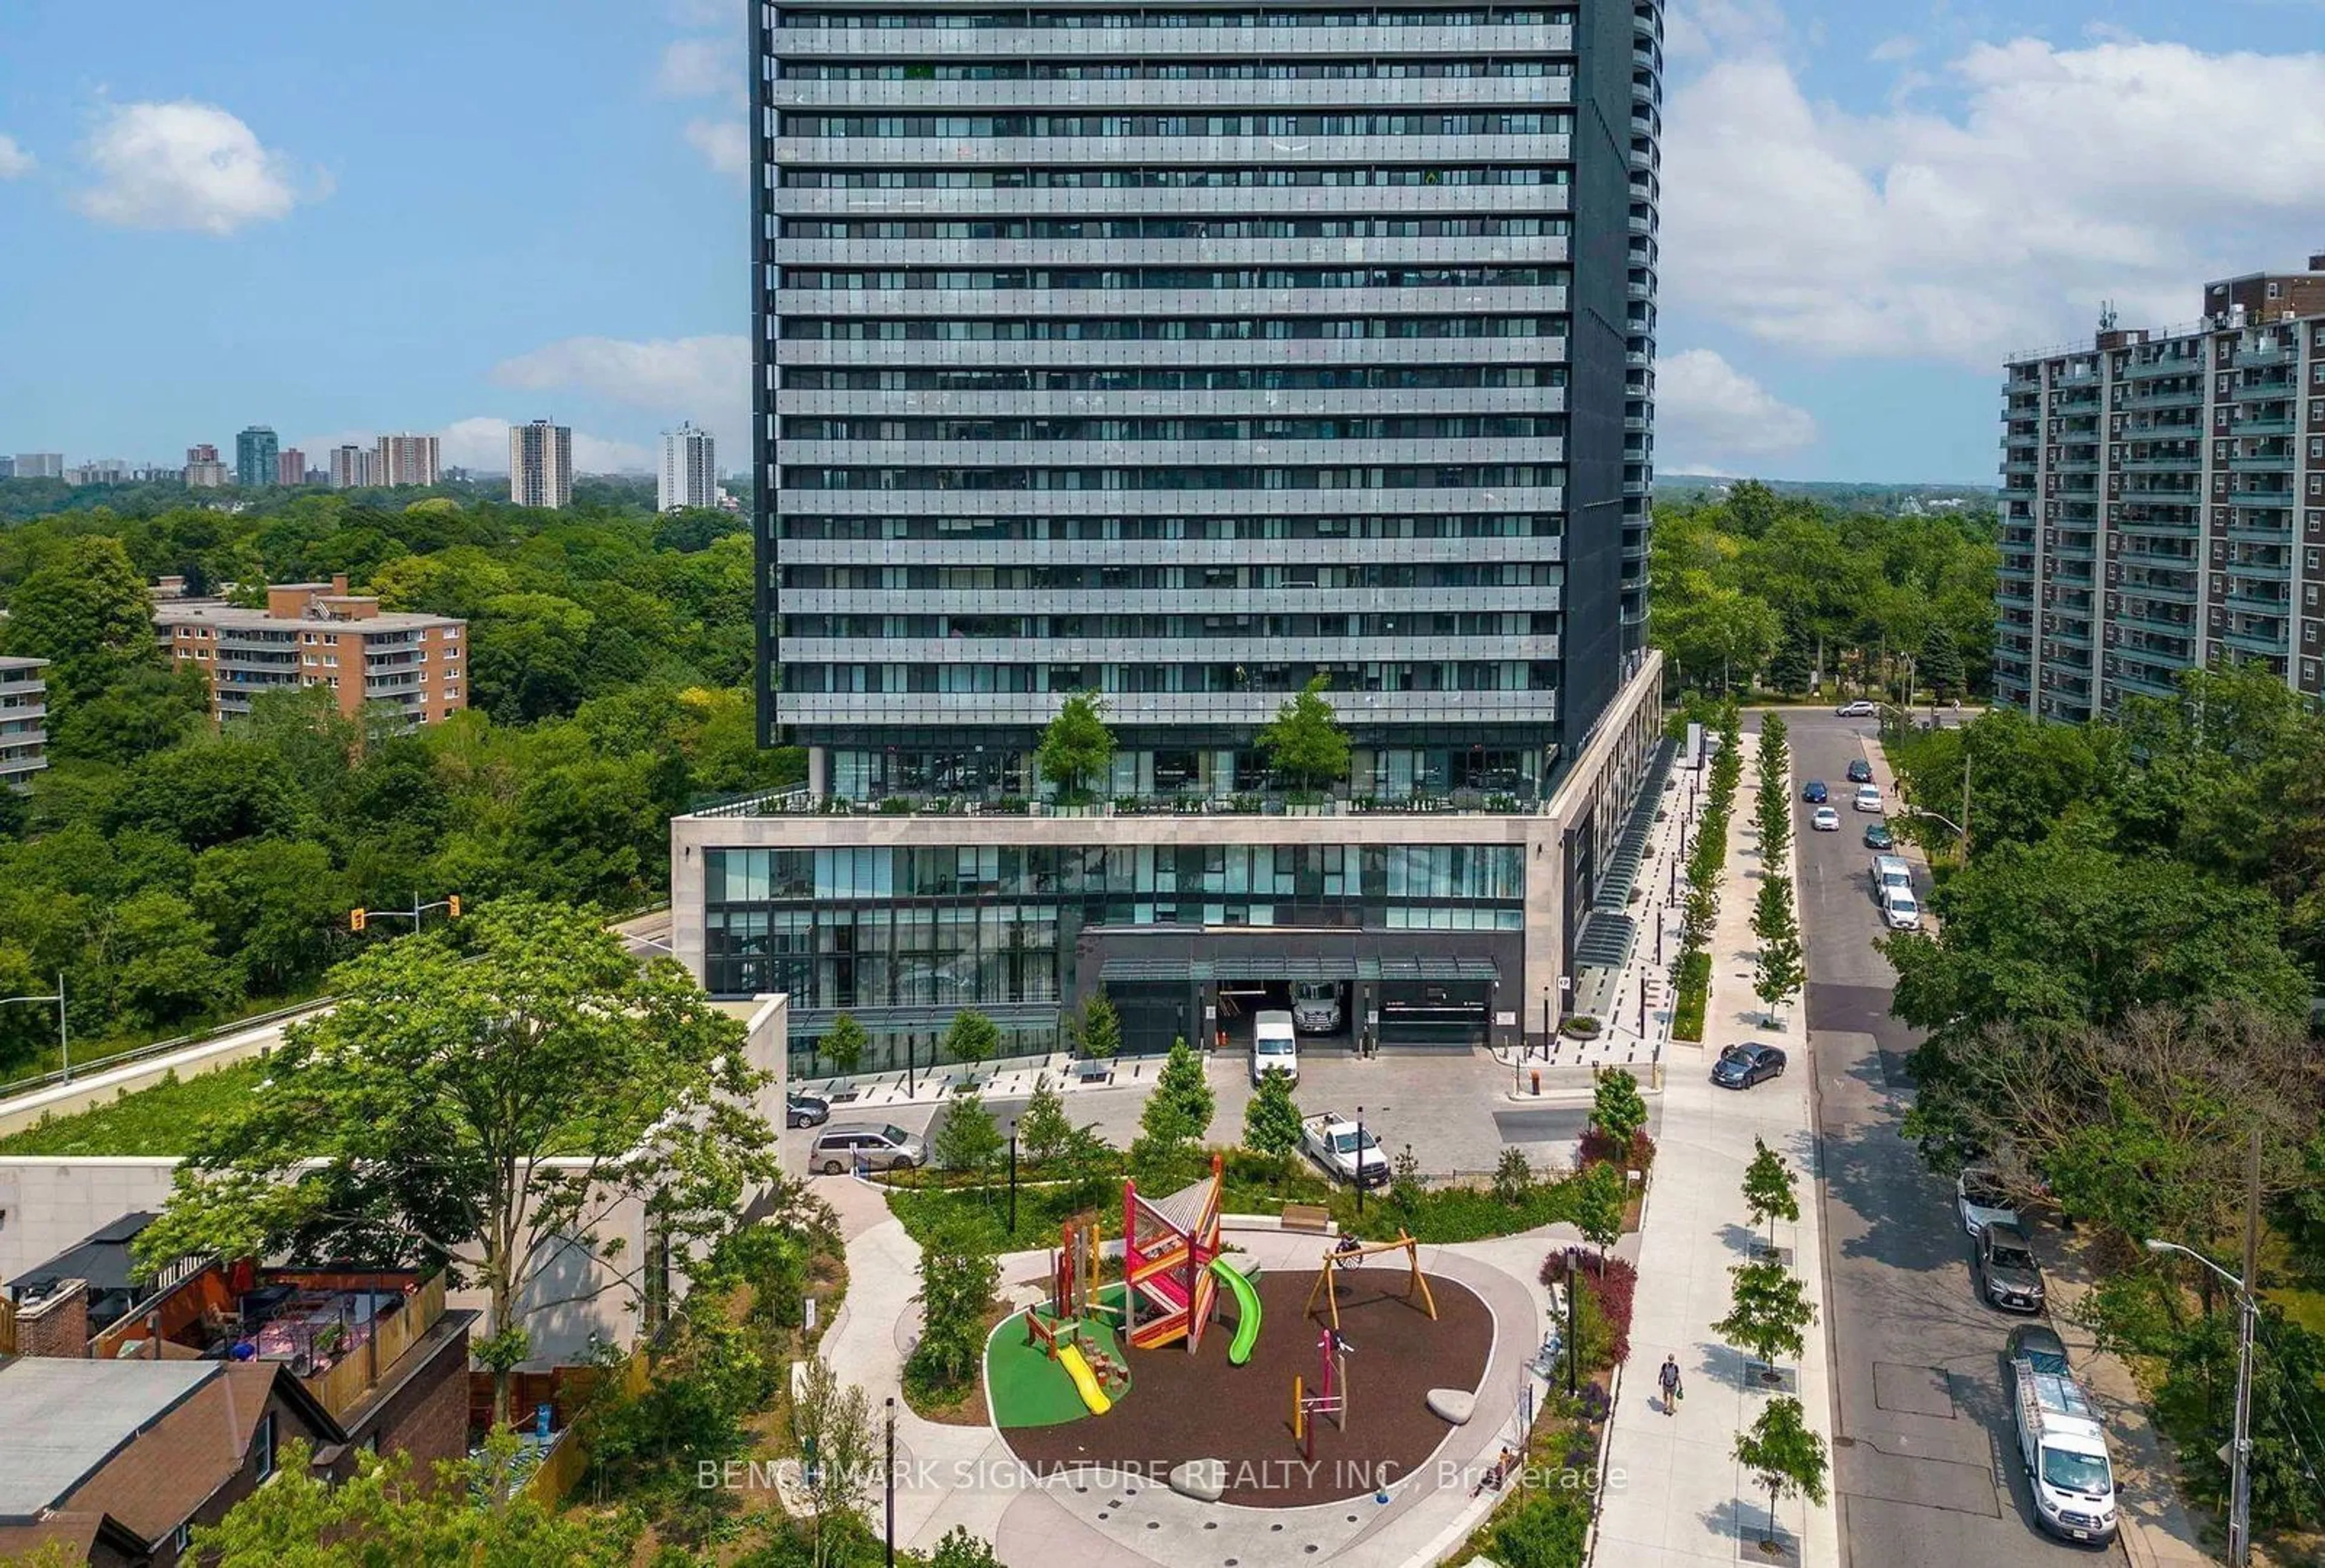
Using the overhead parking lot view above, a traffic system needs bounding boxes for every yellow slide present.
[1056,1342,1112,1415]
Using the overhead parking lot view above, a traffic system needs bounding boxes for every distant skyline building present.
[328,443,376,490]
[376,432,441,488]
[276,448,308,486]
[64,457,129,486]
[508,419,572,510]
[235,426,280,489]
[184,444,228,489]
[12,454,63,481]
[1997,252,2325,719]
[659,422,717,512]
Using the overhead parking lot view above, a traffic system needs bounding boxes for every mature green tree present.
[908,1217,998,1394]
[48,661,209,765]
[1242,1067,1304,1159]
[106,742,318,851]
[1732,1397,1830,1551]
[1919,625,1965,701]
[1715,1259,1816,1372]
[194,1434,639,1566]
[188,840,348,997]
[1742,1137,1800,1247]
[1037,691,1116,803]
[1,535,156,705]
[513,757,662,906]
[136,898,778,1423]
[107,889,232,1027]
[1258,674,1351,796]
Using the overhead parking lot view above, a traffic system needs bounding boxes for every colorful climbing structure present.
[1123,1153,1225,1352]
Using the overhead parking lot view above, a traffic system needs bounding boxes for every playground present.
[982,1155,1496,1508]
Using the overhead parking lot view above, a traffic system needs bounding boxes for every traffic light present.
[447,895,461,919]
[349,908,367,932]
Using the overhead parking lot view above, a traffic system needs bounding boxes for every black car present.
[1862,822,1895,851]
[1801,780,1829,804]
[1976,1220,2048,1313]
[1711,1043,1787,1089]
[1846,759,1874,784]
[787,1093,831,1130]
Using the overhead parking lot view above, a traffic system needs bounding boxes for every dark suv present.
[1976,1220,2047,1313]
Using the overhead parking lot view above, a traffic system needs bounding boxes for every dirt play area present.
[997,1265,1496,1507]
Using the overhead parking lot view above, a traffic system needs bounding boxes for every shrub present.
[1560,1016,1601,1039]
[1492,1145,1534,1204]
[1577,1127,1656,1174]
[1491,1494,1590,1568]
[1672,950,1712,1041]
[1585,1254,1638,1367]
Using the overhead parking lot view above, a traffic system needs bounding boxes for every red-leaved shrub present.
[1538,1248,1639,1367]
[1576,1128,1658,1174]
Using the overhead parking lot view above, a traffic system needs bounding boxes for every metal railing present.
[0,997,329,1099]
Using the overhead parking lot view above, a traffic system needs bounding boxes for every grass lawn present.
[0,1059,272,1156]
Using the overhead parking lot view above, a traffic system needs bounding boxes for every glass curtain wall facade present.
[754,0,1661,800]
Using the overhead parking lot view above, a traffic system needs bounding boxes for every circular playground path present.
[998,1267,1492,1508]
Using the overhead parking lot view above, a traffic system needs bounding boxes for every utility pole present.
[1960,730,1971,857]
[2229,1126,2262,1568]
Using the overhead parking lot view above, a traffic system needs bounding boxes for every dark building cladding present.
[750,0,1660,802]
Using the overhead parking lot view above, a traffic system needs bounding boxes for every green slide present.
[1209,1258,1263,1366]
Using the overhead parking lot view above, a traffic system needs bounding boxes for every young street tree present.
[1590,1066,1650,1147]
[1715,1259,1818,1375]
[1242,1067,1304,1159]
[1742,1136,1801,1248]
[909,1217,999,1395]
[933,1088,1004,1189]
[820,1012,868,1077]
[135,897,778,1426]
[1733,1395,1830,1552]
[1017,1072,1074,1164]
[1074,992,1121,1062]
[793,1354,882,1568]
[1753,921,1806,1029]
[943,1008,1001,1073]
[1147,1035,1216,1142]
[1036,690,1116,803]
[1572,1159,1626,1269]
[1258,673,1351,796]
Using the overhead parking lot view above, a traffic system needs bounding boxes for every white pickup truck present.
[1299,1110,1390,1188]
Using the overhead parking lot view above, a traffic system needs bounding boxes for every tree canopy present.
[1258,674,1351,794]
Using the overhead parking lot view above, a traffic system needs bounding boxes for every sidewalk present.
[1592,747,1843,1568]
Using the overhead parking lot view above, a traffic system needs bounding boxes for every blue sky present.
[0,0,2321,481]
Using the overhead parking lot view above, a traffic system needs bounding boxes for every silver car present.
[811,1122,925,1175]
[1957,1167,2020,1237]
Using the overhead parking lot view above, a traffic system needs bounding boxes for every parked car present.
[810,1123,925,1175]
[1836,700,1878,717]
[1300,1110,1390,1187]
[1710,1042,1787,1090]
[1881,888,1923,931]
[1811,806,1841,832]
[1957,1167,2021,1237]
[1250,1009,1299,1086]
[1852,783,1885,814]
[1846,759,1874,784]
[1801,780,1829,803]
[787,1093,831,1130]
[1862,823,1895,851]
[1977,1220,2048,1313]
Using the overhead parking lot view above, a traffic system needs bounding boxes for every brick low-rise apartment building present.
[154,575,467,728]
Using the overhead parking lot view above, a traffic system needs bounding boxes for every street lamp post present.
[1008,1125,1020,1237]
[1354,1105,1366,1217]
[883,1395,897,1567]
[0,974,68,1082]
[2144,1128,2264,1567]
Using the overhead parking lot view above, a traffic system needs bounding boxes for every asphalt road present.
[1781,709,2123,1567]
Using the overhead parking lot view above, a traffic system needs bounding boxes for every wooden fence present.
[301,1273,447,1418]
[0,1296,15,1356]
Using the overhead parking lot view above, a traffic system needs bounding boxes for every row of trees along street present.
[1884,664,2325,1547]
[1650,478,1997,701]
[0,479,800,1079]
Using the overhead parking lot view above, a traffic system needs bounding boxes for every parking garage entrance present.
[1083,929,1512,1058]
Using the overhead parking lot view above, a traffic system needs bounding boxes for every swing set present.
[1302,1230,1439,1335]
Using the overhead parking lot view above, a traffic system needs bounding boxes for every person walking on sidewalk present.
[1658,1354,1683,1414]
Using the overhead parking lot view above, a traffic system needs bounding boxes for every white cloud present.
[73,100,323,235]
[1654,349,1819,474]
[0,135,34,179]
[438,417,652,476]
[1664,0,1787,60]
[1869,35,1919,64]
[684,115,748,175]
[493,335,747,452]
[656,38,733,99]
[1661,36,2325,366]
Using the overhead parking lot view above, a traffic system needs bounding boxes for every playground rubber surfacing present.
[995,1267,1492,1507]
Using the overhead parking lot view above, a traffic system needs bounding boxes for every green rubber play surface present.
[986,1285,1133,1429]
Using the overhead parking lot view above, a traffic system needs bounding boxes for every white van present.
[1252,1010,1299,1085]
[1869,855,1913,901]
[1291,980,1343,1034]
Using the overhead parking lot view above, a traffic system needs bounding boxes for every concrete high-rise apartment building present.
[1997,253,2325,720]
[0,458,14,479]
[156,575,467,728]
[63,458,129,486]
[0,657,50,789]
[508,419,573,509]
[377,432,441,488]
[235,426,280,489]
[276,448,308,486]
[183,444,228,489]
[659,422,718,512]
[328,443,376,489]
[12,454,64,481]
[668,0,1667,1075]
